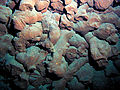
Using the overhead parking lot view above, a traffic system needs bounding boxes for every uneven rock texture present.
[94,0,114,10]
[7,1,16,10]
[16,46,48,70]
[0,34,15,57]
[18,22,43,40]
[36,0,50,13]
[0,0,120,90]
[60,14,74,30]
[74,4,89,21]
[4,54,25,76]
[75,63,94,82]
[46,30,74,77]
[0,24,7,36]
[51,0,64,13]
[41,11,60,44]
[0,5,12,24]
[85,32,111,67]
[19,0,37,11]
[12,9,42,30]
[67,77,86,90]
[65,0,77,21]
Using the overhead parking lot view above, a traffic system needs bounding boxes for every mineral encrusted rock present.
[35,0,50,13]
[46,30,74,77]
[94,0,114,10]
[85,32,111,67]
[18,22,43,40]
[0,0,120,90]
[42,11,60,44]
[12,9,42,30]
[65,0,77,21]
[0,34,15,57]
[93,23,117,39]
[51,0,64,13]
[19,0,37,11]
[60,14,74,30]
[16,46,48,70]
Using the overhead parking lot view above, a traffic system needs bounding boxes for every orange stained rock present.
[60,14,74,30]
[51,0,59,2]
[80,0,88,3]
[51,1,64,12]
[13,9,42,30]
[94,0,114,10]
[64,0,72,5]
[65,1,77,15]
[19,0,37,11]
[18,22,43,40]
[35,0,49,12]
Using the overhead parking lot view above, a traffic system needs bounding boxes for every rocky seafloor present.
[0,0,120,90]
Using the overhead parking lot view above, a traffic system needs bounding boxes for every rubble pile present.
[0,0,120,90]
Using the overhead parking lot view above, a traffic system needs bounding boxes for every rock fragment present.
[60,14,74,30]
[0,34,15,57]
[0,5,12,24]
[12,9,42,30]
[4,54,25,76]
[75,63,94,83]
[46,30,74,77]
[94,0,114,10]
[67,77,86,90]
[85,32,111,67]
[16,46,47,70]
[0,24,7,36]
[65,0,77,21]
[64,0,72,5]
[65,46,78,62]
[35,0,50,13]
[69,34,88,48]
[93,23,118,41]
[104,60,120,77]
[19,0,37,11]
[51,0,64,13]
[100,12,120,28]
[18,22,43,40]
[74,4,89,21]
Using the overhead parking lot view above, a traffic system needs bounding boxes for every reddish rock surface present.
[0,0,120,90]
[60,14,74,30]
[36,0,50,13]
[93,23,118,40]
[51,0,64,12]
[94,0,114,10]
[12,9,42,30]
[64,0,72,5]
[65,1,77,21]
[19,0,37,11]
